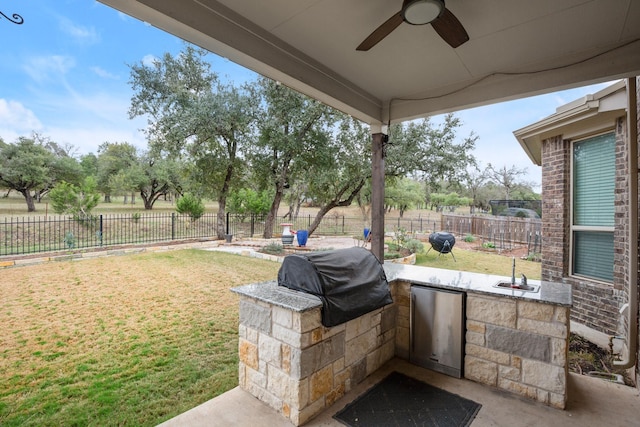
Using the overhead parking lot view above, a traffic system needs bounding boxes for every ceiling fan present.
[356,0,469,51]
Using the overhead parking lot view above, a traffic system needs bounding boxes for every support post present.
[371,131,386,262]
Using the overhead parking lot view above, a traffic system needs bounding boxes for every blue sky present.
[1,0,614,189]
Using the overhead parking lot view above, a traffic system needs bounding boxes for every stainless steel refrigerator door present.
[410,285,464,378]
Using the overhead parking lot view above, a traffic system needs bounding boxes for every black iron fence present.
[1,211,442,257]
[1,213,218,256]
[225,213,441,239]
[2,211,540,258]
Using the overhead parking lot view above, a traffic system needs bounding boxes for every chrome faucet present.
[521,274,527,288]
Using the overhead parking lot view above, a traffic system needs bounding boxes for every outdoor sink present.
[493,281,540,293]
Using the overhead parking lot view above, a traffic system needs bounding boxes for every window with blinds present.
[571,132,615,282]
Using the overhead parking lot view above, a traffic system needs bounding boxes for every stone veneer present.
[235,275,570,425]
[392,280,569,409]
[464,293,569,408]
[236,291,397,425]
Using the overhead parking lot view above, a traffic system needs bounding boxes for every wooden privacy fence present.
[440,213,542,254]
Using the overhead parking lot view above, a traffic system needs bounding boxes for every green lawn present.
[415,247,541,280]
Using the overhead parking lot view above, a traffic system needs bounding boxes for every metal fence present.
[225,213,441,239]
[1,213,219,256]
[1,211,442,257]
[441,213,542,254]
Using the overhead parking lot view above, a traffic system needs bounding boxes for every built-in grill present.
[277,247,393,327]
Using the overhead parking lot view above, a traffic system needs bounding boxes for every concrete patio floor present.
[159,358,639,426]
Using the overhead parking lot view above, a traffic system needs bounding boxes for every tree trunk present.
[307,179,366,236]
[263,187,284,239]
[21,190,36,212]
[217,196,227,239]
[217,159,235,239]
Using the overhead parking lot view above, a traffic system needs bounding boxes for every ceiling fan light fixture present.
[402,0,444,25]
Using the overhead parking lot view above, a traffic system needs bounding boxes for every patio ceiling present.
[98,0,640,126]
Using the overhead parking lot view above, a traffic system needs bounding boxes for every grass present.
[0,250,280,426]
[0,235,541,426]
[415,247,541,280]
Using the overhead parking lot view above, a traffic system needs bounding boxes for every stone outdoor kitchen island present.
[232,262,572,426]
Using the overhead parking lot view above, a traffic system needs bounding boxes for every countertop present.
[383,263,572,307]
[231,263,572,312]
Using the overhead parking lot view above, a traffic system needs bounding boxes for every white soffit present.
[98,0,640,125]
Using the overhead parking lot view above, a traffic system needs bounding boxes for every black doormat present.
[334,372,481,427]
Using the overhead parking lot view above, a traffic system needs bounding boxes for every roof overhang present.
[513,80,628,165]
[97,0,640,126]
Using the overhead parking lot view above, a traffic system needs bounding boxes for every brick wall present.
[541,135,570,283]
[540,118,628,336]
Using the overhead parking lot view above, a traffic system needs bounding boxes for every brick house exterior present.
[515,79,639,381]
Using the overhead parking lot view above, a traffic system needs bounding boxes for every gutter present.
[614,77,638,369]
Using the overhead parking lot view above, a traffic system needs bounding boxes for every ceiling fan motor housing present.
[402,0,445,25]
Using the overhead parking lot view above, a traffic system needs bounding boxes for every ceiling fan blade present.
[356,11,403,51]
[431,8,469,48]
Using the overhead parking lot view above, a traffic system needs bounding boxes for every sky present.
[0,0,616,190]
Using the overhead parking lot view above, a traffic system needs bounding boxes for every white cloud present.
[0,99,43,141]
[142,54,158,67]
[44,123,147,155]
[91,66,119,80]
[22,55,75,83]
[58,17,100,45]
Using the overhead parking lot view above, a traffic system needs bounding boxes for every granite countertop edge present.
[231,264,572,312]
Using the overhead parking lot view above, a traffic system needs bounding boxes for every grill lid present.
[277,247,392,327]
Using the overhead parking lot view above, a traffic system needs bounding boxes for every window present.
[571,132,615,282]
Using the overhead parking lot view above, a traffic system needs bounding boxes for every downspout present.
[614,77,638,369]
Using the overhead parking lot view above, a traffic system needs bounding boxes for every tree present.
[96,142,138,202]
[463,166,488,213]
[385,114,478,197]
[251,78,335,238]
[128,46,256,238]
[303,115,371,235]
[486,163,529,199]
[384,178,424,217]
[0,136,81,212]
[112,151,184,210]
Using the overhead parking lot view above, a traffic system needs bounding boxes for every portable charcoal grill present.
[426,231,457,261]
[277,247,393,327]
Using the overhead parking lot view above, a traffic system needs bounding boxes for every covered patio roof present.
[97,0,640,126]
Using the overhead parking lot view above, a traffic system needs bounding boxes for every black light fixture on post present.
[1,10,24,25]
[402,0,444,25]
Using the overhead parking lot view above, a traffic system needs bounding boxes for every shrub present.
[482,241,496,249]
[176,193,205,220]
[261,242,285,255]
[49,177,100,221]
[404,239,424,254]
[228,189,272,216]
[464,234,475,243]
